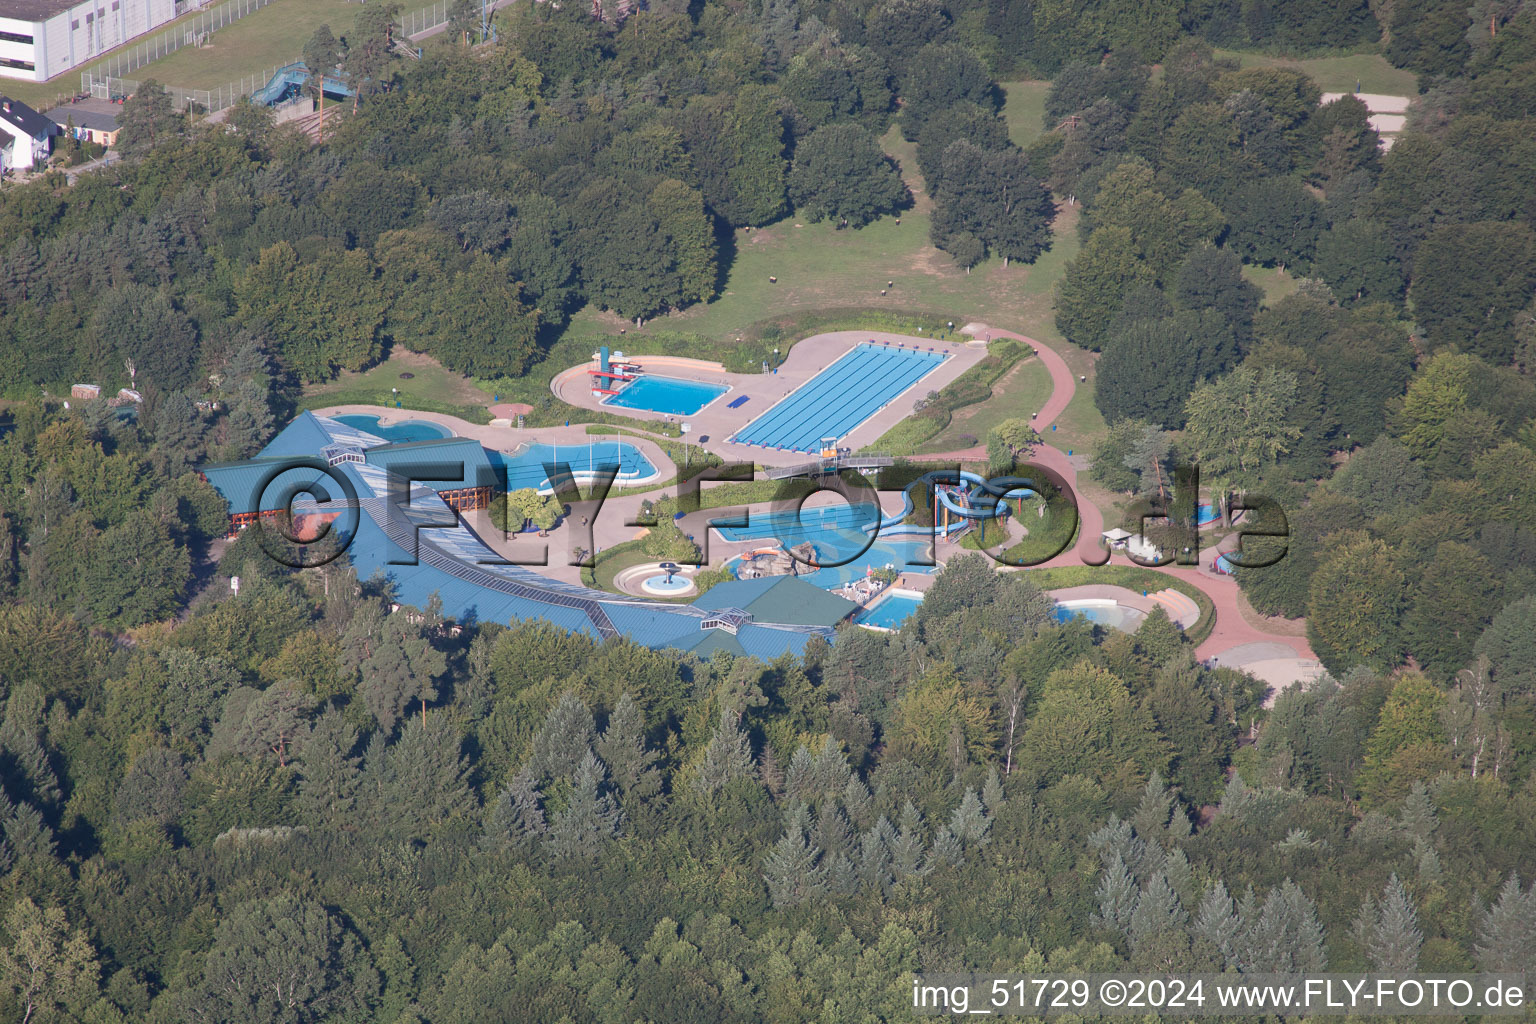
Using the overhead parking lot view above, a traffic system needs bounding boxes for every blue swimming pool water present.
[713,503,881,546]
[1052,602,1143,632]
[732,342,948,452]
[334,414,452,443]
[796,539,936,587]
[602,375,729,416]
[1197,503,1220,525]
[856,593,924,629]
[490,441,658,493]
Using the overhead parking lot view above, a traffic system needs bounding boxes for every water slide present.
[864,470,1036,536]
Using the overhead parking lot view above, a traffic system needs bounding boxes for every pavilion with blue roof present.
[198,412,854,659]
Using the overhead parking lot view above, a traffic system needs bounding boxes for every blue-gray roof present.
[199,413,838,659]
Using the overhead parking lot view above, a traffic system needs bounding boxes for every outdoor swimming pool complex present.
[732,343,948,452]
[602,375,729,416]
[333,415,452,443]
[492,441,659,492]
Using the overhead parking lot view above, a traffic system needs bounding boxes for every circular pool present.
[641,574,695,596]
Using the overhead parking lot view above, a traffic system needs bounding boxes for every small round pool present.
[1197,503,1220,526]
[333,414,452,443]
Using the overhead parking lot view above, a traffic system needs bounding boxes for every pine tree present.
[1129,872,1188,950]
[1093,852,1139,937]
[860,817,897,895]
[764,803,827,907]
[757,744,785,797]
[784,744,815,801]
[691,708,756,796]
[544,752,622,864]
[530,691,595,782]
[379,714,473,837]
[981,768,1005,815]
[948,788,991,848]
[1474,874,1536,973]
[1366,875,1423,973]
[482,770,546,851]
[842,776,874,828]
[1194,882,1242,967]
[594,694,661,801]
[930,826,963,868]
[890,801,930,881]
[296,710,361,828]
[810,736,852,798]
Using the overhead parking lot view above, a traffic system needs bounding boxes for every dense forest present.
[0,0,1534,1020]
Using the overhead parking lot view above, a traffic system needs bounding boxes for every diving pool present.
[491,441,660,493]
[1052,600,1146,633]
[602,375,729,416]
[732,342,947,452]
[333,414,452,443]
[855,590,924,630]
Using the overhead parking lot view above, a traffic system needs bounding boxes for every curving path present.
[910,327,1318,681]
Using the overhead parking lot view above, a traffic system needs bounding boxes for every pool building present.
[198,413,856,659]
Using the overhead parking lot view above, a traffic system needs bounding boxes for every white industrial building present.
[0,0,177,82]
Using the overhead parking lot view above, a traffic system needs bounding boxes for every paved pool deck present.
[551,331,991,466]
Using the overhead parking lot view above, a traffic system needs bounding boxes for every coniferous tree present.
[1363,875,1423,973]
[1194,882,1243,967]
[889,801,930,881]
[595,694,661,801]
[530,691,596,782]
[1474,874,1536,973]
[691,708,756,796]
[296,710,361,828]
[1093,852,1139,936]
[482,770,546,851]
[764,802,827,907]
[948,788,991,848]
[1129,872,1188,951]
[545,752,621,864]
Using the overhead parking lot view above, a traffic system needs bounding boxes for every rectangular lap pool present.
[731,342,948,452]
[602,375,729,416]
[856,590,924,630]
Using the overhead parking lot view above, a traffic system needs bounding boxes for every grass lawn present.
[921,355,1053,451]
[1214,48,1417,95]
[127,0,363,90]
[1001,79,1051,147]
[301,350,494,419]
[1244,264,1305,307]
[566,85,1098,454]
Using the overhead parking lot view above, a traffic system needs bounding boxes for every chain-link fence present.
[79,0,277,88]
[82,0,519,116]
[400,0,450,37]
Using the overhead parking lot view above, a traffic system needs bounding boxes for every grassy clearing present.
[301,350,493,420]
[137,0,362,90]
[1243,265,1305,307]
[1001,80,1052,147]
[922,355,1053,452]
[1213,48,1416,95]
